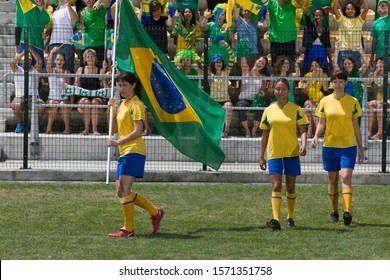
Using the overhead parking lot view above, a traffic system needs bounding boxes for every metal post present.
[362,83,368,162]
[202,30,209,171]
[382,31,389,173]
[22,27,29,169]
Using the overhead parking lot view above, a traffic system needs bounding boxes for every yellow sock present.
[121,193,137,232]
[286,192,296,220]
[134,193,158,216]
[342,187,352,212]
[271,191,282,221]
[328,188,339,212]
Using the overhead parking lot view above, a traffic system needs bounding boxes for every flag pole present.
[106,0,120,185]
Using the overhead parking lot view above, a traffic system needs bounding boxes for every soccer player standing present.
[106,72,164,237]
[311,70,364,226]
[259,78,308,231]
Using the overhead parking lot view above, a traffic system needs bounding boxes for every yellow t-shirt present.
[260,102,308,159]
[315,93,362,148]
[304,72,328,103]
[209,73,230,102]
[116,96,146,157]
[336,15,364,51]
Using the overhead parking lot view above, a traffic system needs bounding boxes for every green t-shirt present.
[207,21,233,45]
[19,0,52,50]
[371,15,390,57]
[260,0,297,43]
[77,4,107,47]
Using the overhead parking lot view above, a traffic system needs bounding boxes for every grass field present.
[0,182,389,260]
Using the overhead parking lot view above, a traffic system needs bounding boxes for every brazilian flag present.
[116,0,226,170]
[105,29,114,49]
[69,30,93,50]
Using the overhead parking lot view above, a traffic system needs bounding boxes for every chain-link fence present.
[0,4,389,175]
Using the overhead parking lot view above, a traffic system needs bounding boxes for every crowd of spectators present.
[9,0,388,138]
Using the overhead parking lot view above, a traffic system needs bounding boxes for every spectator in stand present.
[76,0,112,69]
[233,4,264,65]
[176,0,199,16]
[48,0,78,73]
[259,0,297,68]
[45,47,72,134]
[171,7,201,52]
[259,78,308,231]
[301,7,332,75]
[18,0,52,69]
[368,57,387,140]
[10,50,45,133]
[138,1,173,56]
[370,0,389,67]
[333,41,368,107]
[237,56,270,137]
[139,0,171,25]
[208,53,234,138]
[300,59,329,138]
[300,0,332,53]
[332,0,368,68]
[74,48,105,136]
[174,49,201,87]
[201,4,235,65]
[269,56,295,103]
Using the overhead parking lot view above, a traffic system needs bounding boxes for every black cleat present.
[266,219,281,231]
[343,211,352,226]
[329,211,339,223]
[287,218,295,228]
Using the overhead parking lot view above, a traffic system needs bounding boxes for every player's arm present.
[259,129,269,170]
[353,118,364,164]
[298,124,307,156]
[311,117,325,149]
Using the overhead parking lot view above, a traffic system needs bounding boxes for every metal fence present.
[0,22,389,174]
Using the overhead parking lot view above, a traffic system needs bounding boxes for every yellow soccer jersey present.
[315,93,362,148]
[260,102,308,159]
[116,96,146,157]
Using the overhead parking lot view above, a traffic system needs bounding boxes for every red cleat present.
[151,208,164,233]
[108,228,135,237]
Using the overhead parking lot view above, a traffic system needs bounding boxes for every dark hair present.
[341,55,359,74]
[259,55,271,76]
[330,70,348,82]
[342,0,361,18]
[149,1,163,13]
[375,56,384,63]
[310,58,323,69]
[210,59,226,74]
[55,52,66,61]
[273,56,292,75]
[314,7,325,17]
[181,8,197,25]
[275,77,290,90]
[116,72,142,99]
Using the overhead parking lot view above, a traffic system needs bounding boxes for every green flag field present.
[0,182,389,260]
